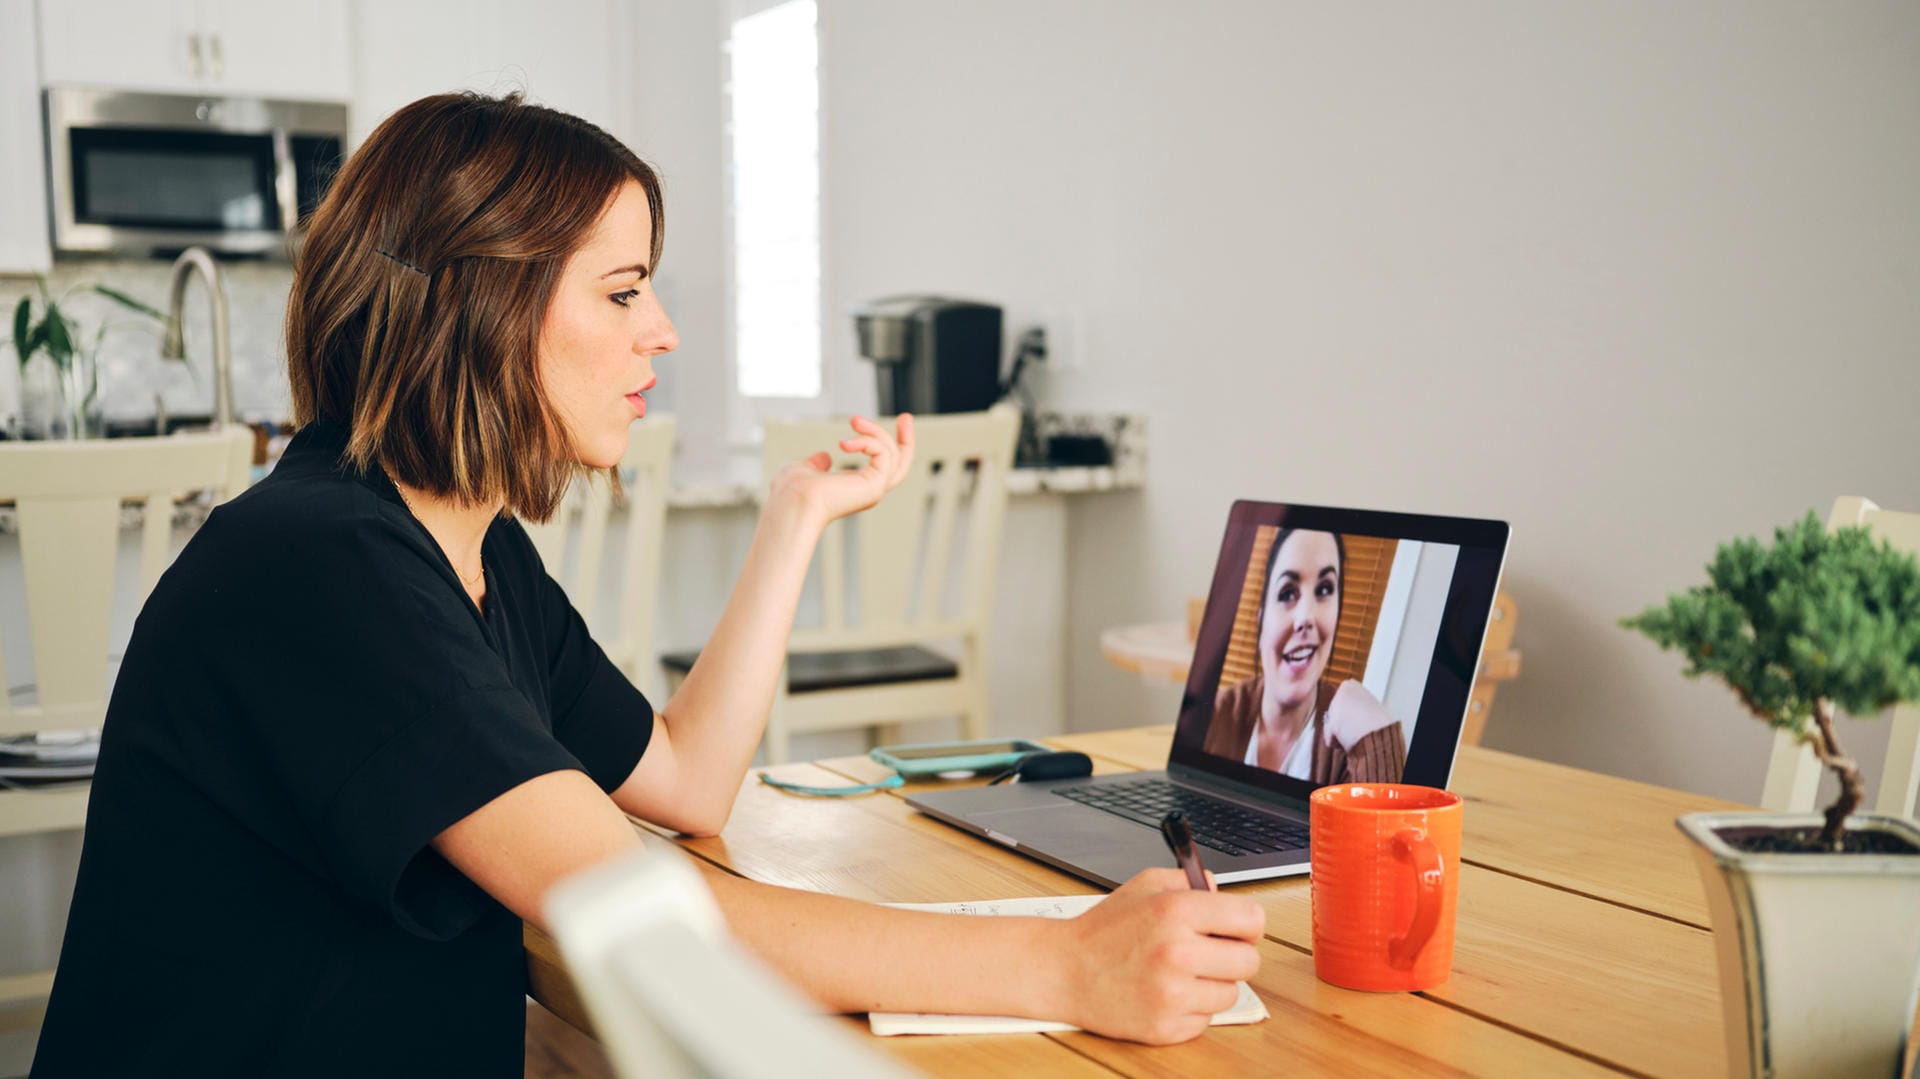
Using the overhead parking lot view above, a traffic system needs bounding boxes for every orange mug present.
[1309,783,1462,991]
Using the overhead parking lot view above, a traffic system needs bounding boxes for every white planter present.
[1679,812,1920,1079]
[18,350,102,439]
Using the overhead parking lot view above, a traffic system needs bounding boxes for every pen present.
[1158,810,1212,891]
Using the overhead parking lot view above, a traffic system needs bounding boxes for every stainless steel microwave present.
[45,85,348,258]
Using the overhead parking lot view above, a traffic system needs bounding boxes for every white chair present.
[522,417,675,701]
[0,427,254,1005]
[545,843,915,1079]
[1760,495,1920,818]
[662,407,1020,764]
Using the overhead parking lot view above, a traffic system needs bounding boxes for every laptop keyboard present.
[1054,778,1309,857]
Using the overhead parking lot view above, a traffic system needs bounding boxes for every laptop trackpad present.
[970,804,1164,860]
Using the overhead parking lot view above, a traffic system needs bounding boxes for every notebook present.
[867,893,1268,1036]
[907,499,1509,888]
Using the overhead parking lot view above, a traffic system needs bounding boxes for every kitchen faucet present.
[160,247,234,429]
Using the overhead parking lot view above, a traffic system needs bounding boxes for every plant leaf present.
[42,302,74,371]
[92,284,166,322]
[11,296,29,366]
[80,354,100,413]
[1623,510,1920,732]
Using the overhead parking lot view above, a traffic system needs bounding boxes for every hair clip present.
[374,247,430,277]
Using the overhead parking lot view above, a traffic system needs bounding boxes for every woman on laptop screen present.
[1203,528,1407,782]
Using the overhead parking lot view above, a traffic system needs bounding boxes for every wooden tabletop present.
[522,727,1906,1078]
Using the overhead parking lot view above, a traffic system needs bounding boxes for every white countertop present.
[0,411,1147,530]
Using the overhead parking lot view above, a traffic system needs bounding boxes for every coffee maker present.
[853,296,1002,414]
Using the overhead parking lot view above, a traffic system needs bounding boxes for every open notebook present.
[868,894,1268,1036]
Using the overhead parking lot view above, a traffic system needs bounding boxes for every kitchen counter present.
[0,412,1146,530]
[668,411,1146,508]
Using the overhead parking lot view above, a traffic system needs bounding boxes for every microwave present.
[45,85,348,258]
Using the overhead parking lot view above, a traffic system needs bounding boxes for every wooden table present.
[525,727,1919,1078]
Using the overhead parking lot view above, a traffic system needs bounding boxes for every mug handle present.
[1388,828,1444,971]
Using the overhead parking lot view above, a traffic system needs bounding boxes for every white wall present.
[809,0,1920,805]
[622,0,1078,753]
[627,0,734,481]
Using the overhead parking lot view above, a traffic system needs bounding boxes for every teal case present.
[868,738,1049,777]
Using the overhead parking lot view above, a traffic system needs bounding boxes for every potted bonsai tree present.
[1623,510,1920,1079]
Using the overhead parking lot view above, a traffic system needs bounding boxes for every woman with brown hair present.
[1204,528,1407,783]
[31,93,1262,1077]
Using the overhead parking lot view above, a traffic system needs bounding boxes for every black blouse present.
[31,422,652,1079]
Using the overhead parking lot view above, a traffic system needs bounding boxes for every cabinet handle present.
[208,34,224,80]
[187,33,204,79]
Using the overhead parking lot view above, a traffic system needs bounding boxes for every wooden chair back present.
[0,428,253,739]
[763,406,1019,654]
[547,843,912,1079]
[521,416,676,698]
[1461,589,1521,747]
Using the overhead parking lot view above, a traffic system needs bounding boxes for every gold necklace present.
[393,481,486,588]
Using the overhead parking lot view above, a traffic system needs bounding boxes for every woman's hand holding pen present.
[1050,868,1265,1045]
[767,413,917,530]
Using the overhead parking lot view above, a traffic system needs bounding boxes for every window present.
[725,0,820,400]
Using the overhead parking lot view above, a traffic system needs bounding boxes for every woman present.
[31,94,1262,1077]
[1203,528,1407,782]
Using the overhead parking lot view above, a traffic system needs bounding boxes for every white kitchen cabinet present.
[32,0,180,95]
[350,0,627,148]
[36,0,349,101]
[209,0,351,101]
[0,0,51,274]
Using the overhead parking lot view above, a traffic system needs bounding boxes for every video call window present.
[1202,525,1460,785]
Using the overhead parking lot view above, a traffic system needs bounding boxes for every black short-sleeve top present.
[31,421,653,1079]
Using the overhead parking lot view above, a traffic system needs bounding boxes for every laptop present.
[908,499,1509,887]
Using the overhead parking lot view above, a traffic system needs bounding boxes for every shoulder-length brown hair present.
[285,91,663,521]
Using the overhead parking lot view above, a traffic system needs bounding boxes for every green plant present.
[1623,512,1920,850]
[11,276,178,433]
[11,276,176,372]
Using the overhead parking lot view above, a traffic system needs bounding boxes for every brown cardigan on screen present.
[1203,674,1408,784]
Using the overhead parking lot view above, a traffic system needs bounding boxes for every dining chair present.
[0,426,254,1006]
[1759,495,1920,817]
[521,416,676,701]
[1461,589,1521,746]
[661,406,1020,764]
[546,843,913,1079]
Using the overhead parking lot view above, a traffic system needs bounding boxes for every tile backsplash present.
[0,258,295,427]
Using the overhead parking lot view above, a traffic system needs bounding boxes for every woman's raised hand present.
[1322,679,1399,750]
[1052,868,1265,1044]
[768,413,916,527]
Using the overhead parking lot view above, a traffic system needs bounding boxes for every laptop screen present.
[1169,500,1508,799]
